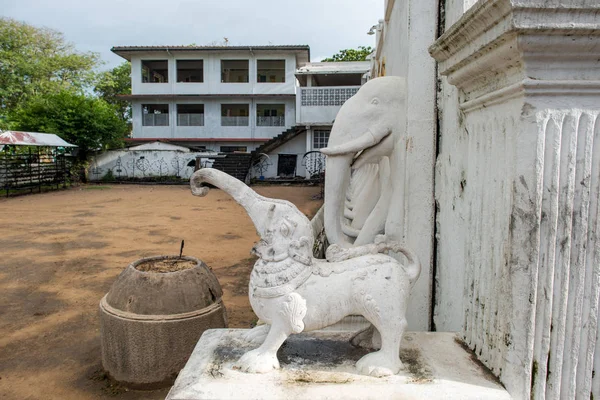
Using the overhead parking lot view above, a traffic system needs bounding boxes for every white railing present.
[178,113,204,126]
[256,116,285,127]
[297,86,361,124]
[143,113,169,127]
[221,116,249,126]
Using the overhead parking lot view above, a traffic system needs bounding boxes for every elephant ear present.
[289,237,313,266]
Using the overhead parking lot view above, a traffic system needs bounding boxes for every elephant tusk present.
[321,129,390,156]
[352,131,396,170]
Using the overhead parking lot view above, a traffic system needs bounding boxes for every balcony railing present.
[143,113,169,127]
[178,113,204,126]
[299,86,359,107]
[256,116,285,127]
[221,116,249,126]
[297,85,361,125]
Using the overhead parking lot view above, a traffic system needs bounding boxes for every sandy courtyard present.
[0,184,322,400]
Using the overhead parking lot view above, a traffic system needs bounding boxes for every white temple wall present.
[371,0,438,331]
[430,0,600,397]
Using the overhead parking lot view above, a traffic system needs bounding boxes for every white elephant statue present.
[321,76,406,247]
[190,168,420,377]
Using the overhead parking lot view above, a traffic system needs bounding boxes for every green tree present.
[11,91,127,159]
[322,46,374,62]
[94,61,132,124]
[0,17,99,116]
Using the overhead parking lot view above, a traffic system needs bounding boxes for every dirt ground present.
[0,184,322,400]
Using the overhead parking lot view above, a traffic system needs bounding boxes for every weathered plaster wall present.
[431,0,600,397]
[432,0,483,334]
[372,0,438,331]
[89,149,205,181]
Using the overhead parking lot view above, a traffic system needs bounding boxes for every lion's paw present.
[235,349,279,374]
[356,351,402,377]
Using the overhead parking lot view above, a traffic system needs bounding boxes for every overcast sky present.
[2,0,383,70]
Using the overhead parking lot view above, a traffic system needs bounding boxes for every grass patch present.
[84,185,111,190]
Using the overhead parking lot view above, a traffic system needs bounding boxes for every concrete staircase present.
[211,153,253,182]
[252,126,306,161]
[209,127,306,182]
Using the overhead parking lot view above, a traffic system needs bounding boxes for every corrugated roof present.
[0,131,77,147]
[112,45,309,51]
[112,45,310,63]
[116,93,295,100]
[296,61,371,75]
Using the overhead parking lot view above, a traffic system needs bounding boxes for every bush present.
[101,169,115,182]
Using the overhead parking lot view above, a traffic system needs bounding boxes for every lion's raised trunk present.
[191,168,278,237]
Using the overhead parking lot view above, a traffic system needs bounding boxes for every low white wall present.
[89,149,217,181]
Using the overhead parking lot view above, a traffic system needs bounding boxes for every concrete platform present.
[166,329,511,400]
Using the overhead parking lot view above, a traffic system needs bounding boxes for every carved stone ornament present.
[191,168,421,377]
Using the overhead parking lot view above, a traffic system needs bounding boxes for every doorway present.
[277,154,297,178]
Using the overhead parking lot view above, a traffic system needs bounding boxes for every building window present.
[177,60,203,82]
[221,104,249,126]
[177,104,204,126]
[142,104,169,126]
[257,59,285,83]
[313,130,330,149]
[220,146,248,153]
[221,60,249,83]
[141,60,168,83]
[256,104,285,126]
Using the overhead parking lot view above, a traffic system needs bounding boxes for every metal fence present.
[0,150,73,197]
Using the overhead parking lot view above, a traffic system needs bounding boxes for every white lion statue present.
[191,168,420,377]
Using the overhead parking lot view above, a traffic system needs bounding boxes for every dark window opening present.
[177,104,204,126]
[221,60,249,83]
[220,146,248,153]
[256,104,285,126]
[257,59,285,83]
[221,104,249,126]
[142,104,169,126]
[277,154,297,177]
[177,60,204,82]
[142,60,168,83]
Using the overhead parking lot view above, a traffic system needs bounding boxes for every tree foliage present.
[11,91,128,158]
[0,17,99,115]
[95,61,132,123]
[322,46,373,62]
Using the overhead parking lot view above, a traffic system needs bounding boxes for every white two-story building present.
[111,45,369,179]
[112,45,309,152]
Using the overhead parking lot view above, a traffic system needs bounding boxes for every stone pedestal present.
[166,329,510,400]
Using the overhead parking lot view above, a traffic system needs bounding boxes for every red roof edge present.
[125,138,270,142]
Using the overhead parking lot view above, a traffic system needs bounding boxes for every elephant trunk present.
[190,168,273,235]
[322,155,354,248]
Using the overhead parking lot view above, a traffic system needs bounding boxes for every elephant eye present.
[280,224,290,237]
[371,98,379,105]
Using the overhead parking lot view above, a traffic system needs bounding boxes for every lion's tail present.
[375,240,421,286]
